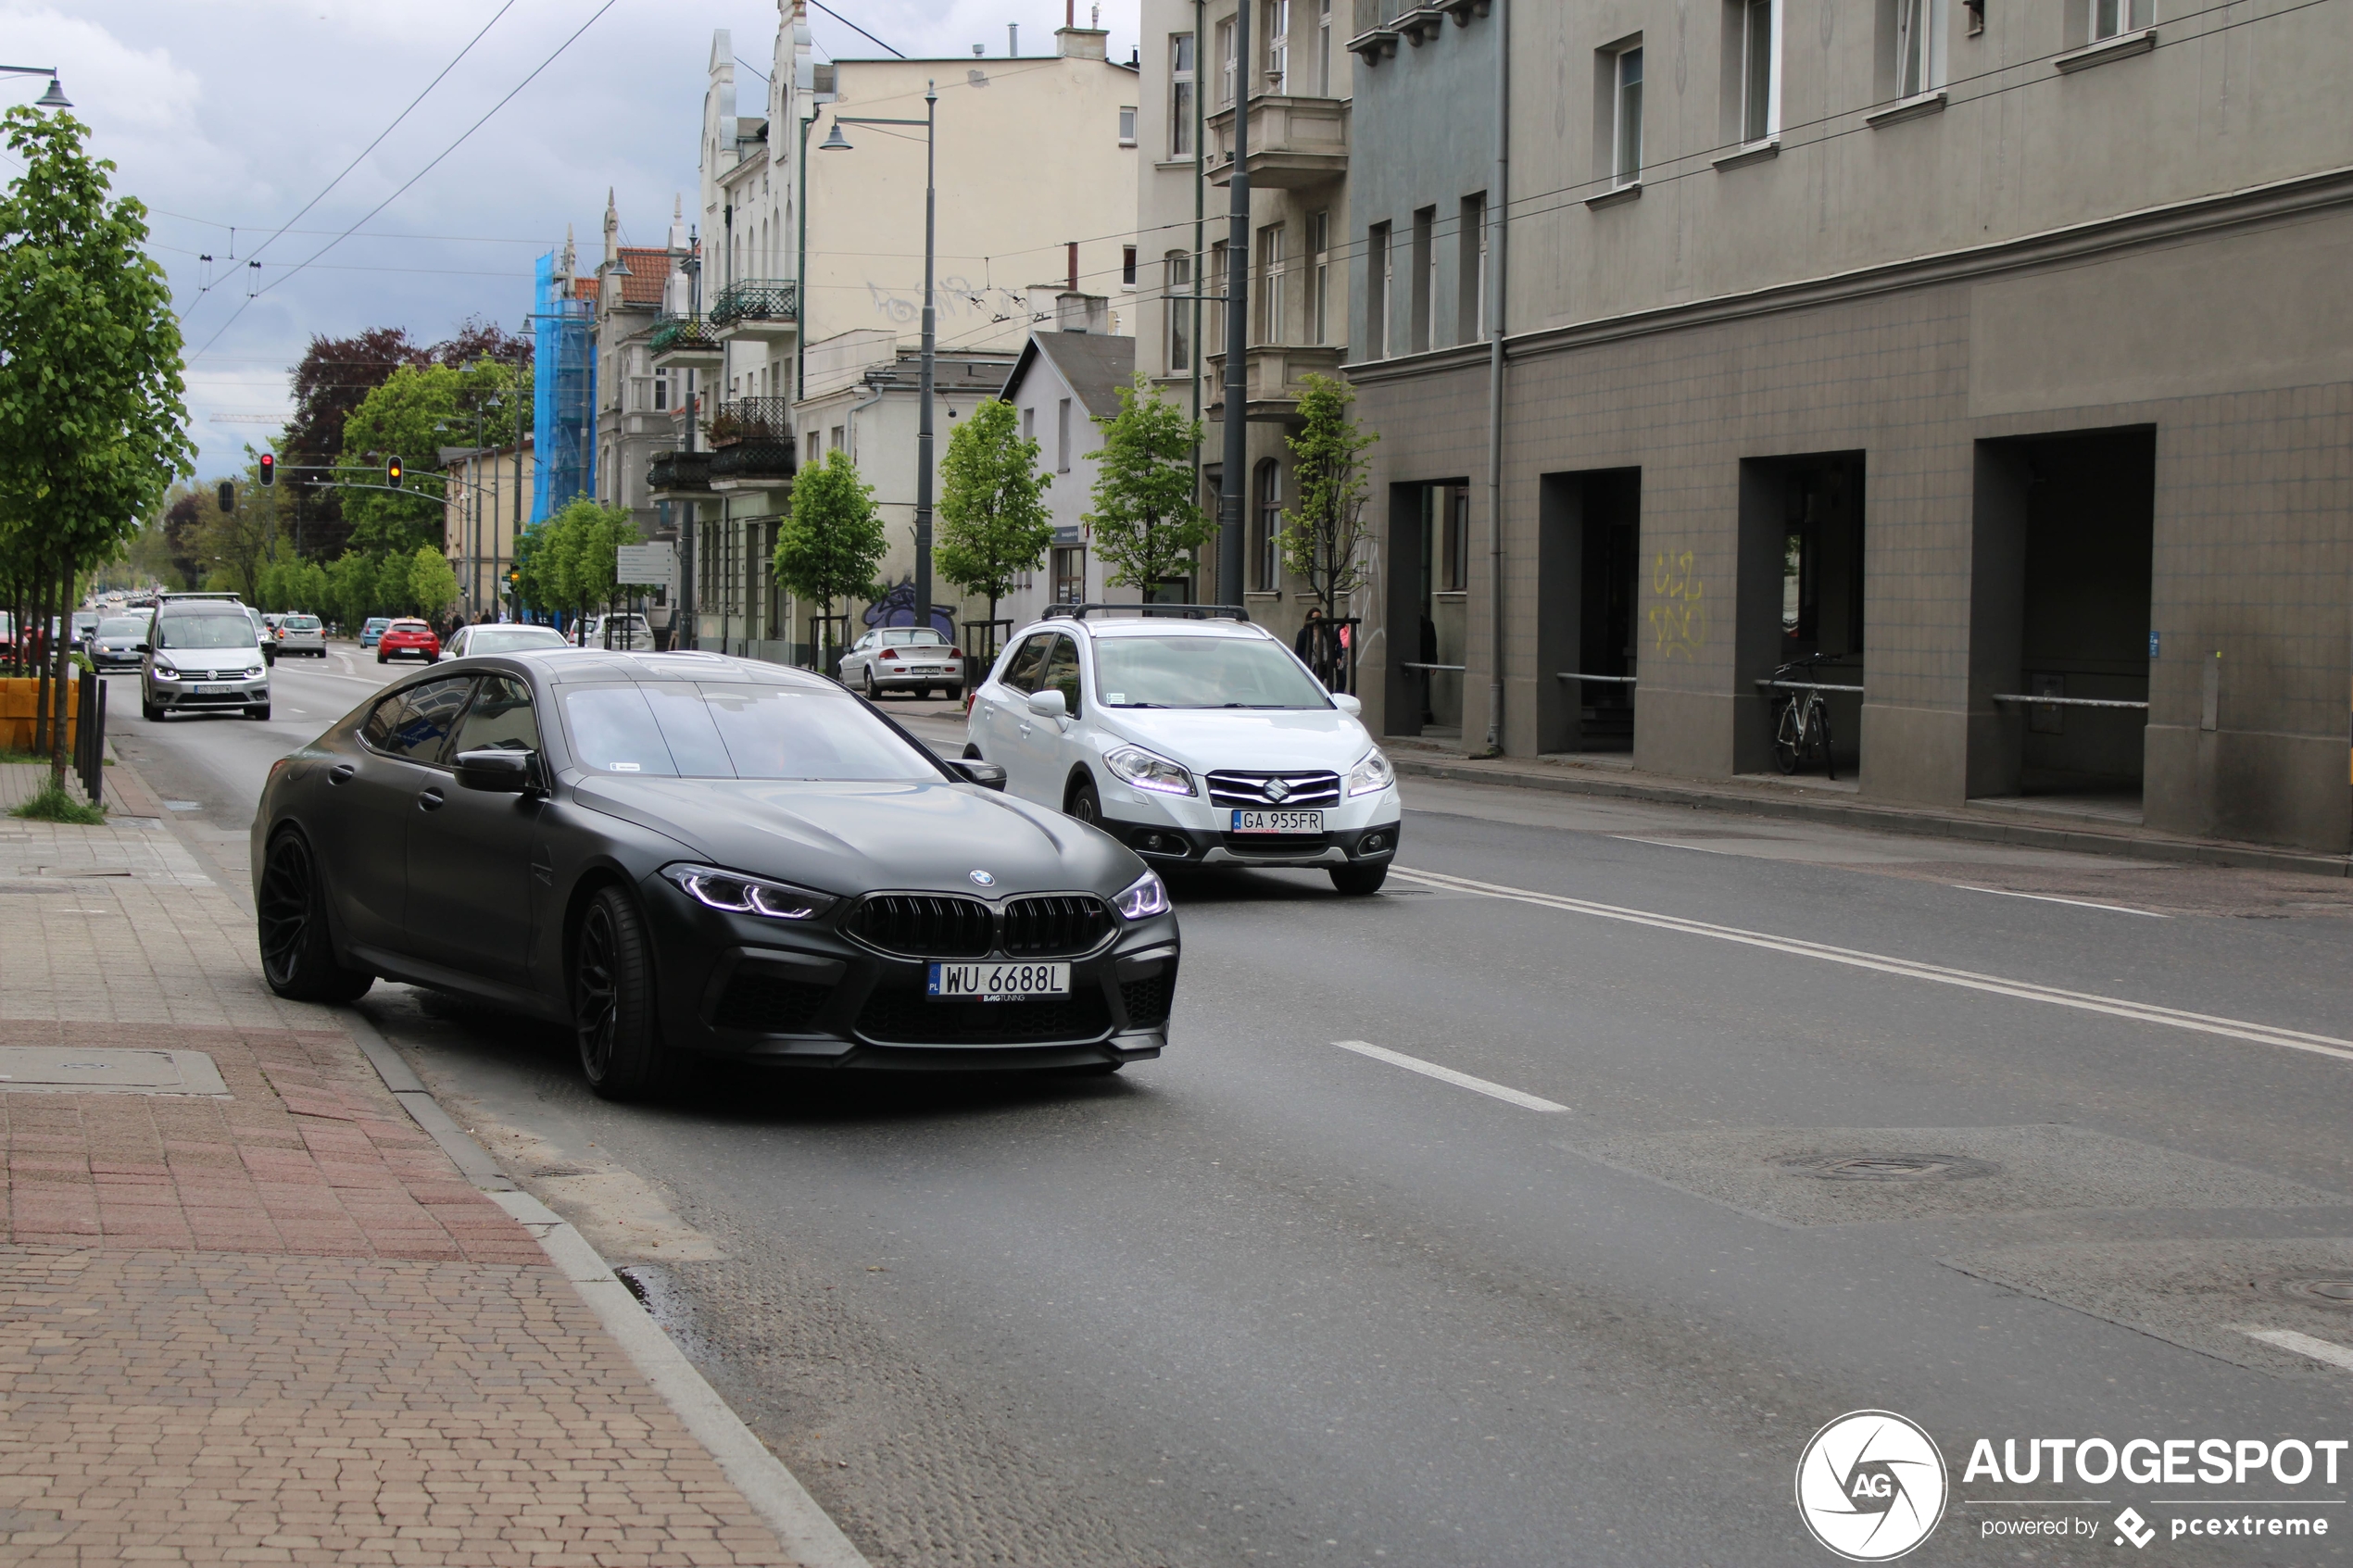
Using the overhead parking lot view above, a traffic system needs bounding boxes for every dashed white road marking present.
[2237,1327,2353,1374]
[1330,1040,1567,1113]
[1612,835,1743,855]
[1390,866,2353,1065]
[1951,884,2170,919]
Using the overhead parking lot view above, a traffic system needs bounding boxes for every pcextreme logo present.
[1795,1410,1950,1562]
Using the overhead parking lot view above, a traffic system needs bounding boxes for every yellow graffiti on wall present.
[1647,549,1708,659]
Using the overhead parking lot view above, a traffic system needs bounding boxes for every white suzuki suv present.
[964,606,1400,894]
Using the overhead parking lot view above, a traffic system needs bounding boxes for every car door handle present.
[417,787,445,811]
[329,763,356,785]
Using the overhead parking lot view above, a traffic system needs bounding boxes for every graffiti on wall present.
[1646,549,1708,659]
[866,278,1044,329]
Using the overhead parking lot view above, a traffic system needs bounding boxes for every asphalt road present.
[116,652,2353,1568]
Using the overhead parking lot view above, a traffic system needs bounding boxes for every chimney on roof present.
[1067,243,1078,293]
[1008,22,1018,56]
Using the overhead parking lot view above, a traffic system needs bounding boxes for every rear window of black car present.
[560,682,941,782]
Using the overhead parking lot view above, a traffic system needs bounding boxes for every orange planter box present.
[0,676,80,752]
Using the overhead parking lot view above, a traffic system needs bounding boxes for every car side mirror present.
[1026,688,1068,720]
[948,759,1008,791]
[1330,693,1363,716]
[453,747,535,794]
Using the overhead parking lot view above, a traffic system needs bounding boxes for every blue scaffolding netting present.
[532,253,596,525]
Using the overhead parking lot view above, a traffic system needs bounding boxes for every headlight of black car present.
[1114,870,1171,921]
[660,863,837,921]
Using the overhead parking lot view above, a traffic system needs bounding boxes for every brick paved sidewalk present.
[0,808,799,1562]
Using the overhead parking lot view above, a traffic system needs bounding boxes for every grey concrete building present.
[1344,0,2353,852]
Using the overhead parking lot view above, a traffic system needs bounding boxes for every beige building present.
[438,436,535,621]
[1323,0,2353,853]
[1136,0,1353,636]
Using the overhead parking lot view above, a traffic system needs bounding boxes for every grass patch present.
[8,784,107,824]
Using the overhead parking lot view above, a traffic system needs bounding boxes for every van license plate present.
[1230,809,1323,834]
[927,961,1070,1001]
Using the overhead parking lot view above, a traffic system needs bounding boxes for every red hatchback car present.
[375,619,441,664]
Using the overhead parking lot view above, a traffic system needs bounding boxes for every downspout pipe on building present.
[1483,0,1510,755]
[1216,0,1252,604]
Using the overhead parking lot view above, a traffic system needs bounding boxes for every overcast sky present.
[3,1,1140,480]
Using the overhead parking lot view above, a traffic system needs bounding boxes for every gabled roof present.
[612,247,671,307]
[1000,332,1136,420]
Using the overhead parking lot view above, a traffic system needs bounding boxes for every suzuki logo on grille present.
[1264,778,1290,802]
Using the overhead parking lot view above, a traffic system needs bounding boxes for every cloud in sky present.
[0,0,1139,479]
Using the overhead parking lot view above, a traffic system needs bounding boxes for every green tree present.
[0,107,193,794]
[774,448,887,664]
[1083,376,1212,596]
[408,545,459,621]
[335,363,455,558]
[191,453,286,606]
[258,552,328,614]
[935,397,1054,628]
[1277,373,1378,632]
[324,551,377,632]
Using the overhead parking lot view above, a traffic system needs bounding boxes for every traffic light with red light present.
[387,455,404,489]
[258,453,275,486]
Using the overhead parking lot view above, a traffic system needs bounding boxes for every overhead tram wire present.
[188,0,622,365]
[174,0,519,322]
[808,2,905,58]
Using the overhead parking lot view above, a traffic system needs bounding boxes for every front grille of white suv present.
[1205,771,1342,809]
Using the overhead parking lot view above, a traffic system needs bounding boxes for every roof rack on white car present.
[1039,603,1252,623]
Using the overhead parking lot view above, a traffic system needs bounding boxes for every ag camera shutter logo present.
[1795,1410,1949,1561]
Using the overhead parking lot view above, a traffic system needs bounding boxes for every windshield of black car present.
[1091,633,1331,709]
[560,683,944,781]
[464,628,568,653]
[154,612,258,650]
[97,618,144,638]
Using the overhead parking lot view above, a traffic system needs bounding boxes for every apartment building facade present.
[1137,0,1353,634]
[1342,0,2353,852]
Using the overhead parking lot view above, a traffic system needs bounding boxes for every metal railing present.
[709,438,797,483]
[706,396,794,445]
[1991,693,2149,710]
[1556,671,1636,684]
[1401,662,1466,672]
[710,279,800,328]
[1755,678,1867,694]
[71,665,105,805]
[648,450,712,492]
[649,314,719,355]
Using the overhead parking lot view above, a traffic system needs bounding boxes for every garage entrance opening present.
[1536,468,1641,754]
[1967,427,2155,819]
[1384,480,1471,738]
[1735,452,1866,776]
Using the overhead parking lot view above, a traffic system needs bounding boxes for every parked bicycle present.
[1768,653,1836,779]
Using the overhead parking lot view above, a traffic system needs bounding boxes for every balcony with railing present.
[649,313,722,368]
[648,449,712,495]
[1205,344,1349,423]
[1207,94,1349,190]
[709,279,800,343]
[705,395,797,489]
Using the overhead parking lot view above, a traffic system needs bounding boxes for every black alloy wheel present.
[1067,776,1102,826]
[1329,863,1389,896]
[573,885,670,1101]
[257,830,373,1003]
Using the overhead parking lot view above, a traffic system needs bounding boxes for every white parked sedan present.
[838,627,965,701]
[963,608,1400,894]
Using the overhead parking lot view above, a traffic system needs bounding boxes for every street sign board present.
[615,544,675,587]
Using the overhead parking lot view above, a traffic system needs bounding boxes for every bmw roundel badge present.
[969,870,996,887]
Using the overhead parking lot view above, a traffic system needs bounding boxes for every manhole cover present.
[1780,1153,1998,1183]
[2271,1277,2353,1311]
[0,1046,230,1097]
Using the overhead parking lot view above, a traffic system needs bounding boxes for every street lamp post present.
[821,82,940,636]
[0,67,70,109]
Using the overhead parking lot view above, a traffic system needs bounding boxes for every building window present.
[1021,405,1035,443]
[1265,0,1290,94]
[1052,546,1087,605]
[1170,33,1196,157]
[1252,459,1282,592]
[1119,106,1137,144]
[1165,251,1193,371]
[1057,397,1072,473]
[1614,44,1645,185]
[830,424,844,456]
[654,372,668,411]
[1741,1,1780,144]
[2091,0,2153,39]
[1894,0,1946,95]
[1216,16,1237,105]
[1366,222,1390,358]
[1441,483,1470,592]
[1123,245,1138,288]
[1457,194,1486,345]
[1209,238,1229,348]
[1255,222,1285,345]
[1306,210,1330,345]
[1317,0,1334,95]
[1410,207,1435,354]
